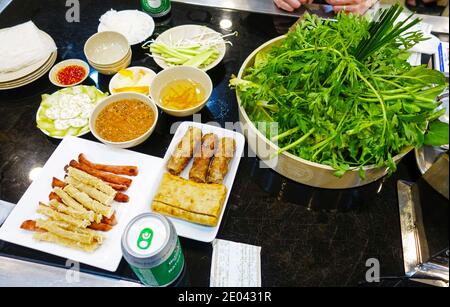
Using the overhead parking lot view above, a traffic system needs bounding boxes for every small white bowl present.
[89,51,132,75]
[49,59,90,87]
[150,66,213,117]
[90,92,159,149]
[109,66,156,96]
[88,48,132,69]
[84,31,130,66]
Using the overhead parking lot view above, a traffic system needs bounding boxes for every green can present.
[121,213,185,287]
[141,0,171,18]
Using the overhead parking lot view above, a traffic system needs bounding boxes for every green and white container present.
[141,0,171,18]
[121,213,185,287]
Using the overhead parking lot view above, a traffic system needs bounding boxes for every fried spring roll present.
[79,154,139,176]
[69,160,132,187]
[207,138,237,184]
[167,127,202,175]
[189,133,219,183]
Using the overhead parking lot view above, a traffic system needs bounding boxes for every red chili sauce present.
[56,65,87,85]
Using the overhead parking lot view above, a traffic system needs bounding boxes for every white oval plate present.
[153,25,226,72]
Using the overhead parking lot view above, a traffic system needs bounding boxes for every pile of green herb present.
[231,4,448,178]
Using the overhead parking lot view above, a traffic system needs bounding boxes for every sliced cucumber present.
[66,127,81,136]
[49,129,68,137]
[79,126,90,134]
[37,119,55,131]
[37,85,106,138]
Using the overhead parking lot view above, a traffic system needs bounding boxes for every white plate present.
[0,136,164,272]
[0,51,57,90]
[153,25,226,72]
[0,31,57,83]
[149,122,245,243]
[98,10,155,46]
[108,66,156,96]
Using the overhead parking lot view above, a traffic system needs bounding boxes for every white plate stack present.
[0,22,57,90]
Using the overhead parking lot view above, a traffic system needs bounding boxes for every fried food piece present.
[37,203,90,229]
[189,133,218,183]
[88,222,113,232]
[69,160,132,187]
[152,173,227,226]
[152,201,219,227]
[67,225,104,244]
[78,153,138,176]
[207,138,237,184]
[49,199,95,222]
[66,167,118,195]
[30,219,103,243]
[52,177,66,189]
[114,192,129,203]
[105,182,128,192]
[167,127,202,175]
[36,219,95,245]
[101,212,118,226]
[53,187,101,223]
[20,220,46,233]
[49,192,63,203]
[65,176,114,206]
[33,232,99,252]
[63,185,114,219]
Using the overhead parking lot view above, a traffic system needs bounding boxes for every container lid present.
[122,213,173,267]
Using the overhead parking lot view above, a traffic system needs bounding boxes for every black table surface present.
[0,0,447,287]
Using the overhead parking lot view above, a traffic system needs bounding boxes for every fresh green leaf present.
[424,121,449,146]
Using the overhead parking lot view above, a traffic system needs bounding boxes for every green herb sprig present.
[231,6,448,178]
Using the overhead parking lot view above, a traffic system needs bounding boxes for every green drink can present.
[121,213,185,287]
[141,0,171,18]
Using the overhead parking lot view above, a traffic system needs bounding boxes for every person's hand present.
[273,0,312,12]
[325,0,376,15]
